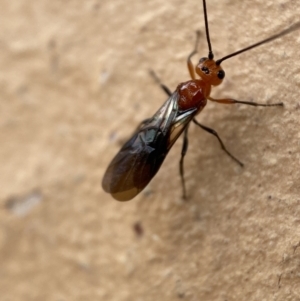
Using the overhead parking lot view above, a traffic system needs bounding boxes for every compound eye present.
[201,66,209,74]
[217,70,225,79]
[199,57,208,63]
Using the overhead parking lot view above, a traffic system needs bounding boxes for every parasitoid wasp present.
[102,0,300,201]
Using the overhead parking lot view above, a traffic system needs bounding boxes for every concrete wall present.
[0,0,300,300]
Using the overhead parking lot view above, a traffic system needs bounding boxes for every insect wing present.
[102,92,197,201]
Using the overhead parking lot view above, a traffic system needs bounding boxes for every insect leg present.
[208,97,283,107]
[192,119,244,167]
[187,30,201,80]
[150,70,190,199]
[149,70,172,97]
[179,124,190,199]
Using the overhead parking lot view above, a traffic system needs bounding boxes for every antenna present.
[202,0,214,60]
[216,21,300,65]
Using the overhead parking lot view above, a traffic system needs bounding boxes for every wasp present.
[102,0,300,201]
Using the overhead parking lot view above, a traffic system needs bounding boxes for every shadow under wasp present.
[102,0,300,201]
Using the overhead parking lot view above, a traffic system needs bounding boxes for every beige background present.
[1,0,300,300]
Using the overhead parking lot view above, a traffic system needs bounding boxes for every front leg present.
[187,30,201,80]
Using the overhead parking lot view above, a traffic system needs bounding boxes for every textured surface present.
[0,0,300,300]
